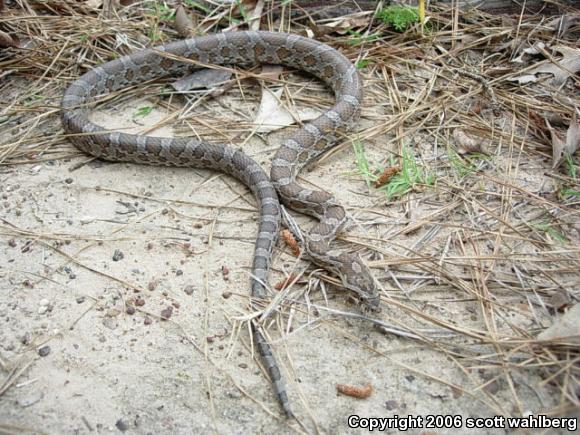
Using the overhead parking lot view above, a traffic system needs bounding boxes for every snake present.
[61,31,379,418]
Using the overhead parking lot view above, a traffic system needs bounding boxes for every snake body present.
[61,31,378,417]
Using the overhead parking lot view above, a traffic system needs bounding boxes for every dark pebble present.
[144,316,152,325]
[222,291,232,299]
[183,285,195,295]
[112,250,124,261]
[64,178,73,184]
[126,306,136,315]
[385,400,398,410]
[160,306,173,320]
[176,270,183,276]
[8,239,16,248]
[38,345,51,357]
[135,298,145,307]
[115,419,129,432]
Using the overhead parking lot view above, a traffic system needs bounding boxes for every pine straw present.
[1,0,578,422]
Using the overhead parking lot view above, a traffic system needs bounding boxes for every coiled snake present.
[61,31,378,417]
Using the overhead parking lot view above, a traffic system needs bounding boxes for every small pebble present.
[385,400,398,410]
[115,419,129,432]
[175,269,183,276]
[144,316,152,325]
[76,296,86,304]
[135,298,145,307]
[8,239,16,248]
[222,291,232,299]
[238,363,248,369]
[38,345,51,357]
[126,305,136,315]
[160,306,173,320]
[183,285,195,295]
[64,177,73,184]
[112,250,124,261]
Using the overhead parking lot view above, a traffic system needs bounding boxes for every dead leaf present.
[537,303,580,344]
[253,88,321,133]
[170,69,232,92]
[548,13,580,37]
[548,112,580,168]
[549,289,572,312]
[512,42,546,64]
[260,65,282,81]
[310,15,370,37]
[510,45,580,86]
[0,30,20,48]
[175,4,196,38]
[453,129,487,154]
[86,0,104,8]
[324,15,370,30]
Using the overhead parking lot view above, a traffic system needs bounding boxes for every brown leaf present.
[175,4,196,38]
[548,113,580,168]
[453,129,486,154]
[0,30,20,48]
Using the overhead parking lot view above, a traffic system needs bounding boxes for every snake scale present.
[61,31,379,417]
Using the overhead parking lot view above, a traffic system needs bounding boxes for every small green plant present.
[353,141,373,188]
[150,2,175,20]
[355,59,371,69]
[530,221,567,244]
[345,29,380,46]
[376,5,420,32]
[134,106,153,118]
[148,28,163,42]
[560,188,580,199]
[448,150,488,178]
[564,154,577,179]
[352,142,435,199]
[381,147,435,199]
[183,0,210,14]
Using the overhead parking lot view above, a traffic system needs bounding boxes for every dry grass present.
[1,0,578,428]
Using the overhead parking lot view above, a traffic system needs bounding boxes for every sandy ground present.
[1,65,578,434]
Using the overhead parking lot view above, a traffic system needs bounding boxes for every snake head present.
[342,256,381,313]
